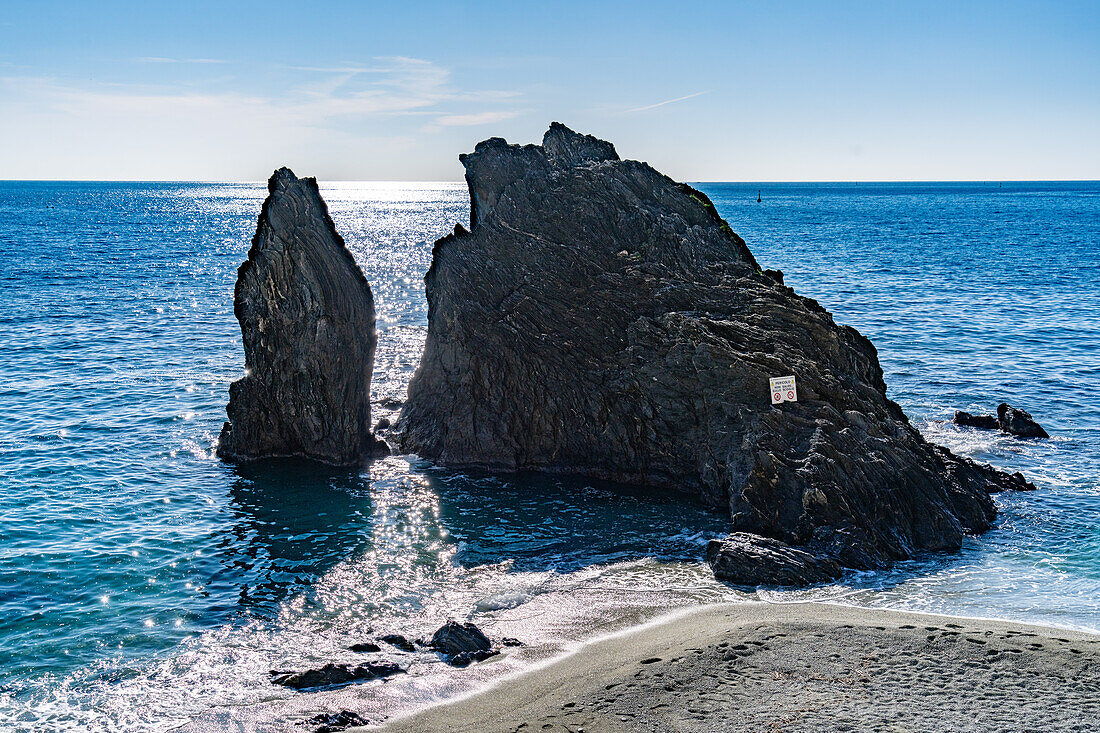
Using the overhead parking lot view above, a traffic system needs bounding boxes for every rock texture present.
[378,633,416,652]
[429,621,497,666]
[952,404,1049,439]
[217,167,385,466]
[306,711,371,733]
[397,123,1032,575]
[269,661,403,690]
[998,402,1049,438]
[707,533,843,586]
[952,410,999,430]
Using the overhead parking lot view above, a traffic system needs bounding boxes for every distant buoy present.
[757,190,762,203]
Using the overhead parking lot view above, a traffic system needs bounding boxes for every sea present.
[1,179,1097,731]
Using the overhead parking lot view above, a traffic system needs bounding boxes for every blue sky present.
[1,1,1096,181]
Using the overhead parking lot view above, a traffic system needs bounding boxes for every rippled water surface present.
[0,180,1097,730]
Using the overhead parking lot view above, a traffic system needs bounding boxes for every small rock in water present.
[349,641,381,653]
[379,634,416,652]
[446,649,498,667]
[707,532,843,587]
[953,410,999,430]
[374,417,391,432]
[271,661,404,690]
[430,621,492,656]
[501,637,524,647]
[304,711,372,732]
[997,403,1049,438]
[429,621,498,666]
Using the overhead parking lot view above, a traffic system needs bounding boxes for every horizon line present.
[2,178,1098,185]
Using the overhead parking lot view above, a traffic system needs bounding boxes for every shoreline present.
[371,601,1100,732]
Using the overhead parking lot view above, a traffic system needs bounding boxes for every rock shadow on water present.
[205,459,376,617]
[411,462,732,574]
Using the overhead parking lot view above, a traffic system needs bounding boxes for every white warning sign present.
[770,375,797,405]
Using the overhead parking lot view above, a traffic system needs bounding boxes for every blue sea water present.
[0,179,1097,731]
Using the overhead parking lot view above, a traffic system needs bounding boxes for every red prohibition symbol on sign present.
[773,393,781,401]
[787,390,795,399]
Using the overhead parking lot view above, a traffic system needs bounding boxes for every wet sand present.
[374,602,1100,733]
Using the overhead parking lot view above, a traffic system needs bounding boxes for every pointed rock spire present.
[217,167,385,465]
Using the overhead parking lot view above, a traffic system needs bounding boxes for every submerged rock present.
[304,711,372,732]
[397,123,1032,577]
[953,410,999,430]
[270,661,403,690]
[998,403,1049,438]
[707,533,843,586]
[378,633,416,652]
[349,641,381,653]
[447,649,497,667]
[217,167,385,466]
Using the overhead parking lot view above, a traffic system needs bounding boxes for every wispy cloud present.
[137,57,228,64]
[626,90,709,113]
[434,110,522,127]
[0,56,526,177]
[3,56,523,128]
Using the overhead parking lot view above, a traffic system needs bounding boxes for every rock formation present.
[953,410,999,430]
[997,403,1049,438]
[217,167,385,466]
[397,123,1033,578]
[952,404,1048,439]
[707,533,842,586]
[430,621,497,666]
[270,660,403,690]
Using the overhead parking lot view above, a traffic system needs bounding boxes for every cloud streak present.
[0,57,526,178]
[625,91,709,113]
[137,57,228,64]
[433,110,522,127]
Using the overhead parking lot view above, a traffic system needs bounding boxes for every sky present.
[0,1,1097,181]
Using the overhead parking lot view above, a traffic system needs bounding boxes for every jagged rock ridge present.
[217,167,384,466]
[397,123,1031,572]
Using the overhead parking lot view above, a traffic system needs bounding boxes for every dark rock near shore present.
[270,661,403,690]
[447,649,498,667]
[953,410,999,430]
[953,405,1048,440]
[707,533,843,586]
[998,403,1049,438]
[217,167,384,466]
[397,123,1032,578]
[430,621,493,656]
[349,641,381,653]
[429,621,497,666]
[379,634,416,652]
[305,711,372,732]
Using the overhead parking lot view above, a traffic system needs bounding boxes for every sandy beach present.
[375,603,1100,733]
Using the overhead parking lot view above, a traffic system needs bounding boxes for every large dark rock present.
[430,621,492,656]
[953,410,999,430]
[997,403,1049,438]
[397,123,1032,574]
[270,661,403,690]
[707,533,843,586]
[217,167,386,466]
[305,711,372,732]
